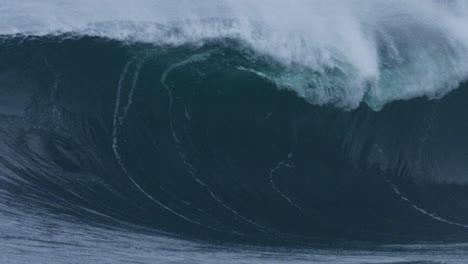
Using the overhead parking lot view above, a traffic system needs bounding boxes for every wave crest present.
[2,0,468,109]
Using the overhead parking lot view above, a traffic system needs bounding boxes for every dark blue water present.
[1,35,468,263]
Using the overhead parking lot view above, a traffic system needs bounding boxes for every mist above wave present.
[1,0,468,109]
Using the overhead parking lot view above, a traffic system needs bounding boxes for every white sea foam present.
[1,0,468,109]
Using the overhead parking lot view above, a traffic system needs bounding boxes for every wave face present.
[1,35,468,244]
[1,0,468,249]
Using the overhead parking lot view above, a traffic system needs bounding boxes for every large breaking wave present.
[1,0,468,245]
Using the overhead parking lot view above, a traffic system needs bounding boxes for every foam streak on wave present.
[161,53,282,235]
[269,156,303,212]
[112,56,204,227]
[386,179,468,229]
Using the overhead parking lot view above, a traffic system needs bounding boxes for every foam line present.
[386,179,468,229]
